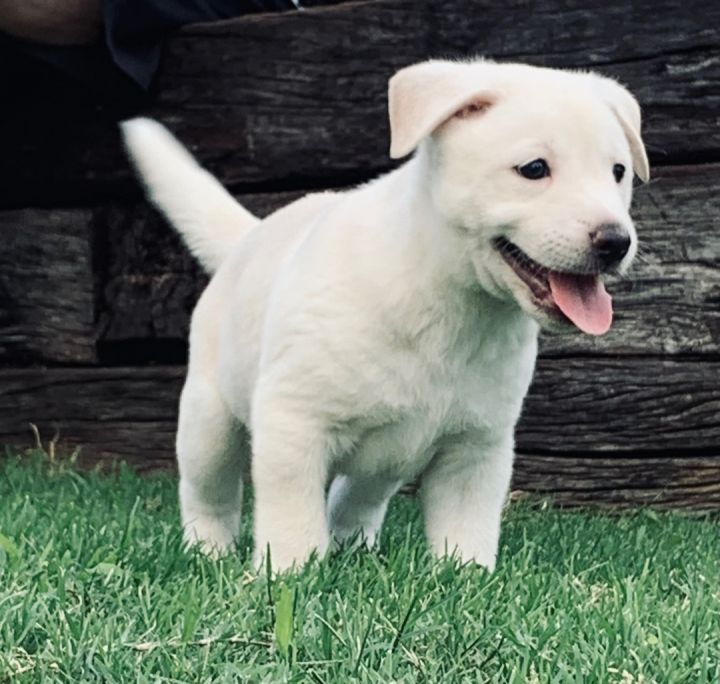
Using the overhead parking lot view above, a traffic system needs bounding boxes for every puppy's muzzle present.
[590,223,631,271]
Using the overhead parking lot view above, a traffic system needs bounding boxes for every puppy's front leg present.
[251,398,330,573]
[420,433,514,571]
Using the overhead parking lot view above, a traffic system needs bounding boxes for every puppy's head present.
[388,60,649,335]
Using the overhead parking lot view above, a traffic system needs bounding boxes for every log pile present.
[1,0,718,508]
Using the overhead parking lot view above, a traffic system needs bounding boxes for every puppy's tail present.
[121,118,259,273]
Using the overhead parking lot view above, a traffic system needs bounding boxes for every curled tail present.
[121,118,259,273]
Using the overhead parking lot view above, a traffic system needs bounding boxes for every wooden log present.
[95,163,720,359]
[93,191,306,354]
[511,455,720,510]
[1,357,717,456]
[0,366,181,461]
[0,209,97,364]
[0,194,303,363]
[1,362,718,507]
[2,163,717,364]
[2,0,719,206]
[93,202,206,353]
[154,0,720,182]
[523,357,720,453]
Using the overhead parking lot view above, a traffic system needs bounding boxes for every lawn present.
[0,451,718,683]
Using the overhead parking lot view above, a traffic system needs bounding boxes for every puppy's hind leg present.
[327,475,401,549]
[177,374,246,556]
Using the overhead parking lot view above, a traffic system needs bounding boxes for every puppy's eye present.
[516,158,550,180]
[613,163,626,183]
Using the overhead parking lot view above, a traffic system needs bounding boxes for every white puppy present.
[122,59,649,572]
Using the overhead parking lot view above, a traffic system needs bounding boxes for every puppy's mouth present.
[493,238,613,335]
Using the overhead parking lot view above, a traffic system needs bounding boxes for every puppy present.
[123,59,649,572]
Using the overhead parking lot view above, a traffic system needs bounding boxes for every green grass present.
[1,451,718,683]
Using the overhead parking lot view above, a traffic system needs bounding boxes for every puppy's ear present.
[388,61,498,159]
[592,75,650,182]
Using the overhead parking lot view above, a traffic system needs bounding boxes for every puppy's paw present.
[468,554,496,573]
[329,524,379,552]
[252,535,329,575]
[430,540,497,572]
[453,547,497,573]
[183,513,239,558]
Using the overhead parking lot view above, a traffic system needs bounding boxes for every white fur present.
[122,59,647,572]
[122,118,259,272]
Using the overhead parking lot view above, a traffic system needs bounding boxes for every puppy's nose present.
[589,223,631,270]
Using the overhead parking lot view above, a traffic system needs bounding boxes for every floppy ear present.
[388,60,498,159]
[591,75,650,182]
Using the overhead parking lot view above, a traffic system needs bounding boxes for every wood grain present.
[0,209,97,364]
[154,0,720,181]
[0,367,180,461]
[4,164,712,364]
[512,455,720,509]
[2,0,719,206]
[2,362,718,507]
[523,357,720,453]
[1,0,719,510]
[1,357,717,457]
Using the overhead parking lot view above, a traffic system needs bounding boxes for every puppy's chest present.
[337,327,536,480]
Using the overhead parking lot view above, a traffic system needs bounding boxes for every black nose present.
[590,223,631,270]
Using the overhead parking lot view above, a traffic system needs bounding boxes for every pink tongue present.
[548,272,613,335]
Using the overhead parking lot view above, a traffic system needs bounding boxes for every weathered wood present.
[524,358,720,453]
[1,357,718,455]
[2,363,718,507]
[93,191,306,356]
[3,164,716,364]
[0,209,97,364]
[93,203,206,352]
[0,367,180,461]
[154,0,720,182]
[95,164,720,360]
[2,0,719,206]
[2,160,716,365]
[512,455,720,510]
